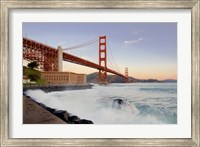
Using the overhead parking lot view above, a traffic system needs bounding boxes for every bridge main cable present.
[63,38,98,51]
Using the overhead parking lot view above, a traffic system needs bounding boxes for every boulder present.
[112,98,125,109]
[68,115,81,124]
[79,119,93,124]
[54,110,69,122]
[46,106,56,113]
[39,103,47,109]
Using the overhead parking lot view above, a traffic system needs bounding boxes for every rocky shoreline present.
[24,95,93,124]
[23,95,66,124]
[23,84,94,124]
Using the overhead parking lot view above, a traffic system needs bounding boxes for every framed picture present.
[1,0,199,146]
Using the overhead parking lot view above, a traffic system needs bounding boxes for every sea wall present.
[23,84,93,92]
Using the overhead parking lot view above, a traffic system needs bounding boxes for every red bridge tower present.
[125,67,129,83]
[99,36,107,84]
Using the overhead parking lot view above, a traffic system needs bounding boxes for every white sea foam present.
[25,83,177,124]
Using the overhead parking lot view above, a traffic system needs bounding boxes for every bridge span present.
[23,36,128,83]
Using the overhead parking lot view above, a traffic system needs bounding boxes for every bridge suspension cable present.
[62,36,123,77]
[63,38,98,51]
[107,41,121,74]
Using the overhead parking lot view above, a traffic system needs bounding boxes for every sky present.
[23,22,177,80]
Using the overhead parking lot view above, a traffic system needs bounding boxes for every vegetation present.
[27,61,39,69]
[23,66,47,84]
[36,79,47,84]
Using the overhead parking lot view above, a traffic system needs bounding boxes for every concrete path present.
[23,96,66,124]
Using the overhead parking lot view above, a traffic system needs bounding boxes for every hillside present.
[87,72,138,83]
[23,66,40,79]
[87,72,177,83]
[23,66,46,84]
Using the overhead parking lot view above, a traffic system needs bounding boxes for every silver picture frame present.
[0,0,199,146]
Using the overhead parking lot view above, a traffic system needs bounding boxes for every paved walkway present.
[23,96,66,124]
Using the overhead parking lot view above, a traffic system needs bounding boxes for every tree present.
[28,72,40,81]
[27,61,39,69]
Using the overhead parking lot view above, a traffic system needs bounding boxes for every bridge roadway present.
[23,38,127,79]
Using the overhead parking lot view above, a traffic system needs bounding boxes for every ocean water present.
[25,83,177,124]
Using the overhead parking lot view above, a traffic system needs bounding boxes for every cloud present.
[133,30,143,35]
[124,37,144,45]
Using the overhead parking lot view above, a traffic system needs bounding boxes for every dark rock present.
[73,121,81,124]
[112,98,125,109]
[46,106,56,113]
[79,119,93,124]
[68,115,81,123]
[68,115,94,124]
[54,110,69,122]
[39,103,47,109]
[38,103,69,122]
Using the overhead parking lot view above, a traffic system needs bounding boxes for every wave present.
[24,83,177,124]
[140,88,177,94]
[135,103,177,124]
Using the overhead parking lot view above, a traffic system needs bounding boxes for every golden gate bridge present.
[23,36,128,84]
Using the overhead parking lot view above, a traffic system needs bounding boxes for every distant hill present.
[87,72,125,83]
[87,72,177,83]
[160,79,177,83]
[87,72,140,83]
[137,79,160,83]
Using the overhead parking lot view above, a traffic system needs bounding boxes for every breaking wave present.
[25,83,177,124]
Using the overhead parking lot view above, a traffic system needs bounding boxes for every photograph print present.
[23,22,177,124]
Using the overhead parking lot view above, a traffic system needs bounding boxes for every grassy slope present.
[23,66,46,84]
